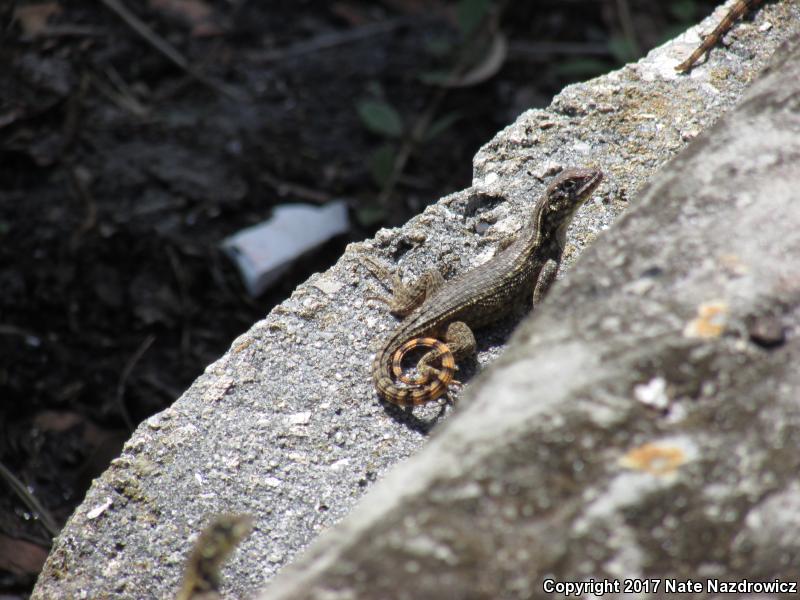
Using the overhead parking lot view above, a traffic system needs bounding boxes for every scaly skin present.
[676,0,765,72]
[391,336,456,387]
[368,167,603,407]
[176,514,253,600]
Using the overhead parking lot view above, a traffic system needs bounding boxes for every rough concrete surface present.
[261,28,800,600]
[32,2,800,599]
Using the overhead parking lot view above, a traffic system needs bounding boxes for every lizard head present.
[541,167,603,238]
[545,167,603,216]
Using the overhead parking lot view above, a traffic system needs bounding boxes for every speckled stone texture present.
[32,3,800,599]
[261,30,800,600]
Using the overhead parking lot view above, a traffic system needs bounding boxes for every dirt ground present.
[0,0,718,594]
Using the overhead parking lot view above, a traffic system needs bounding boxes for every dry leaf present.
[148,0,221,36]
[14,2,61,37]
[0,534,49,576]
[442,31,507,88]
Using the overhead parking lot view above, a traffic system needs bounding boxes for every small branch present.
[508,40,613,59]
[99,0,189,70]
[615,0,641,57]
[68,165,97,251]
[98,0,245,100]
[0,461,60,539]
[165,246,191,360]
[376,5,507,209]
[116,334,156,432]
[259,171,333,205]
[247,16,419,64]
[375,86,446,210]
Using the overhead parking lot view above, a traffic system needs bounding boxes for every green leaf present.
[457,0,490,37]
[357,100,404,138]
[668,0,697,23]
[418,70,451,86]
[424,37,453,58]
[369,143,396,187]
[658,24,693,45]
[355,204,387,228]
[608,35,638,64]
[424,112,461,142]
[365,80,383,96]
[552,58,609,79]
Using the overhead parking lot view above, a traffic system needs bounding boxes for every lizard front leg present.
[362,256,445,316]
[532,258,559,306]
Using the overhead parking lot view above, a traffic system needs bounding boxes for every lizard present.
[675,0,766,72]
[363,167,603,407]
[176,513,254,600]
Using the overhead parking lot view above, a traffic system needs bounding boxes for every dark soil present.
[0,0,718,595]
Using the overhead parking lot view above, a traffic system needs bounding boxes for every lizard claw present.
[365,293,392,306]
[360,255,392,281]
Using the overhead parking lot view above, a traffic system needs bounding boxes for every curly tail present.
[373,337,455,406]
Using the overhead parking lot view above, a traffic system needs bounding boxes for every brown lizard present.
[675,0,766,72]
[364,167,603,407]
[176,514,253,600]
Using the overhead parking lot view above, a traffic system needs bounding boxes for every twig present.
[258,171,333,204]
[247,16,419,63]
[99,0,188,69]
[0,324,39,339]
[89,73,148,117]
[141,373,183,402]
[165,246,191,359]
[116,334,156,432]
[37,25,107,38]
[102,64,150,116]
[375,85,447,210]
[98,0,245,100]
[68,165,97,252]
[375,4,507,209]
[61,71,89,153]
[509,40,613,58]
[0,461,60,539]
[615,0,641,57]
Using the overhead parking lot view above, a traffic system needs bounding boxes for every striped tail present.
[373,337,455,406]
